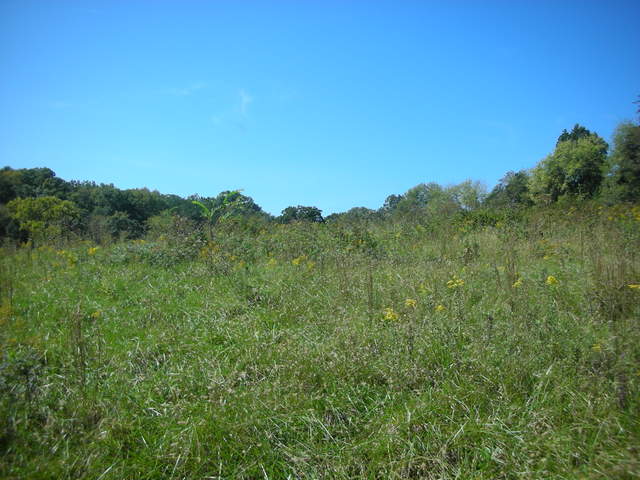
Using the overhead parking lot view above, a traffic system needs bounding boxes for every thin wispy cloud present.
[239,89,253,116]
[167,82,207,96]
[208,88,254,128]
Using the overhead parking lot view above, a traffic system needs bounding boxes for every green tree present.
[325,207,379,224]
[380,194,403,215]
[605,121,640,202]
[192,190,247,239]
[448,180,487,210]
[529,129,608,203]
[485,170,532,208]
[0,167,72,203]
[391,183,444,216]
[6,196,80,243]
[556,124,593,145]
[278,206,324,223]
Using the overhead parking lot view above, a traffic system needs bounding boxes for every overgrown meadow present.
[1,204,639,479]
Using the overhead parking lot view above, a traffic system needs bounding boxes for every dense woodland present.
[2,112,639,245]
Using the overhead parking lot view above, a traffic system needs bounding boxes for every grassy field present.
[1,204,639,479]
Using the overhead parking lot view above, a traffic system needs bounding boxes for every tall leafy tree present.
[529,127,608,203]
[278,206,324,223]
[485,170,532,208]
[605,121,640,202]
[380,194,403,215]
[325,207,378,223]
[6,196,80,243]
[556,124,593,145]
[448,180,487,210]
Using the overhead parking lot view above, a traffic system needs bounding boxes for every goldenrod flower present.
[404,298,417,308]
[382,307,399,321]
[291,255,307,266]
[446,275,464,289]
[545,275,558,286]
[435,304,446,312]
[512,278,522,288]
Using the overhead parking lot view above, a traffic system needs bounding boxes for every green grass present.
[1,205,639,479]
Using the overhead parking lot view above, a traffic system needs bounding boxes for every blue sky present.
[1,1,638,215]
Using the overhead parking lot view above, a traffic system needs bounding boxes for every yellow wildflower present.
[87,247,99,255]
[435,304,446,312]
[512,278,523,288]
[404,298,417,308]
[291,255,307,266]
[591,343,602,353]
[267,258,277,267]
[545,275,558,286]
[627,284,640,290]
[383,307,399,321]
[446,276,464,289]
[90,311,101,319]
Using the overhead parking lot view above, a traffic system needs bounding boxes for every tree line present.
[1,108,638,244]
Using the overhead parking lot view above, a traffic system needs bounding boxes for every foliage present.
[191,189,262,239]
[529,129,608,203]
[381,193,403,214]
[0,167,71,203]
[556,123,594,145]
[6,196,81,243]
[1,204,639,478]
[604,121,640,202]
[278,205,324,223]
[0,168,269,241]
[381,181,486,221]
[325,207,380,224]
[485,170,532,208]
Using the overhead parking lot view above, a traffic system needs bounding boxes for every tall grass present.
[1,204,639,479]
